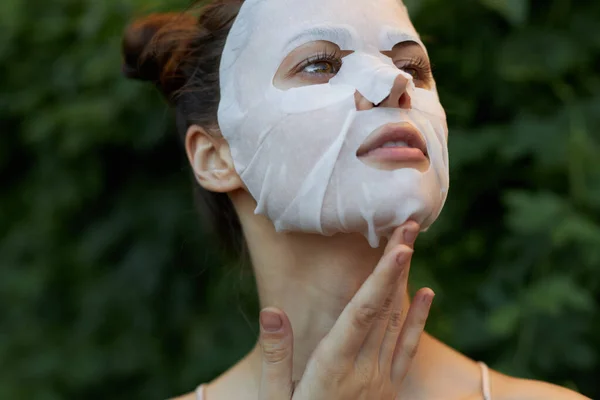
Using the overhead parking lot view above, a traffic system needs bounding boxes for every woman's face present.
[273,40,434,172]
[217,0,449,247]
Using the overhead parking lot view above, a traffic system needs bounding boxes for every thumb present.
[259,307,294,400]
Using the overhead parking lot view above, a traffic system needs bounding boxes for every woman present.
[122,0,589,399]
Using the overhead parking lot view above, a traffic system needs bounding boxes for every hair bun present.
[121,13,194,83]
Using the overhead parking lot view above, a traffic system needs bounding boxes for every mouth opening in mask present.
[356,122,430,172]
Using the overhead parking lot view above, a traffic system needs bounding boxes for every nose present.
[354,74,412,111]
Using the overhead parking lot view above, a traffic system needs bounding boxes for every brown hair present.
[121,0,245,254]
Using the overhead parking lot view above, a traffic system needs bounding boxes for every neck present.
[235,191,403,377]
[253,230,386,376]
[223,191,481,399]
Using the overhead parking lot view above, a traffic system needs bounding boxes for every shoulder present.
[491,370,590,400]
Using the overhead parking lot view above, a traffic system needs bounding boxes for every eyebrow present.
[284,26,356,53]
[380,28,424,51]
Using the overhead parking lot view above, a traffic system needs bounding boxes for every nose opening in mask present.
[355,82,412,111]
[374,90,412,109]
[330,52,415,111]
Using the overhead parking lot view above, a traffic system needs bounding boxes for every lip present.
[356,122,428,161]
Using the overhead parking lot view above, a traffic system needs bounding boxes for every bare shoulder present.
[491,369,590,400]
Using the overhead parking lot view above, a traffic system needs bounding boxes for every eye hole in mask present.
[383,41,434,89]
[295,50,343,76]
[275,40,434,90]
[394,56,432,83]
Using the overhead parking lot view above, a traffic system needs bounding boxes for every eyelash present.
[292,50,342,76]
[292,52,433,83]
[396,56,433,81]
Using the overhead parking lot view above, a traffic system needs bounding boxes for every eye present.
[394,57,433,88]
[401,66,419,80]
[293,50,343,77]
[303,60,339,74]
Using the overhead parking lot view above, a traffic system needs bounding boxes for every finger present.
[384,220,419,254]
[359,244,413,362]
[355,287,396,364]
[377,246,414,369]
[359,221,419,360]
[322,245,413,361]
[391,288,434,386]
[378,222,419,368]
[400,220,420,249]
[259,308,294,400]
[384,225,406,254]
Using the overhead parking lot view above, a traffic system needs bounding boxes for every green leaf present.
[500,113,568,167]
[488,303,522,337]
[504,191,567,235]
[525,276,594,316]
[480,0,529,25]
[498,30,587,81]
[553,213,600,247]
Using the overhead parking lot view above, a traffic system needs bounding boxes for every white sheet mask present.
[218,0,450,247]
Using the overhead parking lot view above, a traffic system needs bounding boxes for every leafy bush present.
[1,0,598,398]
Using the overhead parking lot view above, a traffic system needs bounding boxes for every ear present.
[185,124,243,193]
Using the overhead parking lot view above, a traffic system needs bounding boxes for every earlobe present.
[185,124,243,193]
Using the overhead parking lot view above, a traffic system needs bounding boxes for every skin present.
[173,39,589,400]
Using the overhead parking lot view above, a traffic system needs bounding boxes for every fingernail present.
[260,310,283,332]
[421,291,435,305]
[403,225,419,247]
[396,249,412,265]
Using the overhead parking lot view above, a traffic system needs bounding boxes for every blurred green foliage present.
[1,0,599,398]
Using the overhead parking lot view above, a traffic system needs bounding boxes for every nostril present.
[399,92,411,109]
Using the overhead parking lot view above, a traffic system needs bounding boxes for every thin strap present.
[195,384,205,400]
[478,362,492,400]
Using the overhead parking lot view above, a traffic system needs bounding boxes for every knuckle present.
[414,312,429,327]
[379,297,394,317]
[382,296,393,311]
[353,303,380,328]
[387,310,403,331]
[261,341,290,363]
[401,342,419,360]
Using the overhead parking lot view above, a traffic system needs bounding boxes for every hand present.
[258,221,434,400]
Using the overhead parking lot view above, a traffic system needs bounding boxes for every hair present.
[121,0,245,255]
